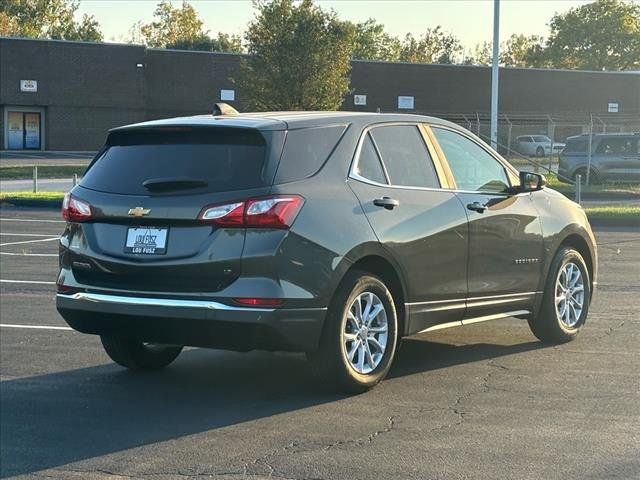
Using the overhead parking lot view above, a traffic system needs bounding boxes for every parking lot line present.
[0,252,58,257]
[0,237,59,247]
[0,279,56,285]
[0,217,65,223]
[0,324,73,331]
[0,233,60,237]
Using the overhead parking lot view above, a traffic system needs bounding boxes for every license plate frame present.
[124,227,168,255]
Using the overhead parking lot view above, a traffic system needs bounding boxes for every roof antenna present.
[213,103,239,116]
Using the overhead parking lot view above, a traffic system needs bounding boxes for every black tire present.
[528,247,591,344]
[307,270,398,394]
[100,336,183,370]
[536,146,545,157]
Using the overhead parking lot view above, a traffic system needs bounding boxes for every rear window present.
[564,138,588,154]
[81,127,267,195]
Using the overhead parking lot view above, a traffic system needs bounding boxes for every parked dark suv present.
[558,132,640,183]
[57,109,597,392]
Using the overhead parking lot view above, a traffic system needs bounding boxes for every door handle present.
[373,197,399,210]
[467,201,487,213]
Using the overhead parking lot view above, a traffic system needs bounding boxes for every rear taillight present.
[61,193,93,222]
[198,195,304,229]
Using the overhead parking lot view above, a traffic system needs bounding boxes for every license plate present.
[124,227,168,255]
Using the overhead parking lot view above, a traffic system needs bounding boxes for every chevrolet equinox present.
[56,109,597,393]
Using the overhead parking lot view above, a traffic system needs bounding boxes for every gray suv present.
[56,109,597,392]
[558,133,640,183]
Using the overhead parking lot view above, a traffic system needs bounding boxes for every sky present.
[76,0,593,50]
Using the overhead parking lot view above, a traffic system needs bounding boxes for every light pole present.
[490,0,500,150]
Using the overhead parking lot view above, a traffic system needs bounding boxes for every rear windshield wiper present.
[142,177,208,192]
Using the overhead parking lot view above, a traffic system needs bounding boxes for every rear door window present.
[81,128,267,195]
[369,125,440,188]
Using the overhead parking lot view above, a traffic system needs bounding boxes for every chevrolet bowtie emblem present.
[128,207,151,217]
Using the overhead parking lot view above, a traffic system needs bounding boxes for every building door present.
[6,111,41,150]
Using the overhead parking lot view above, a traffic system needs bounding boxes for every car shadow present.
[0,338,545,478]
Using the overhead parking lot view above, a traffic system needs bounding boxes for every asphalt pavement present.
[0,206,638,480]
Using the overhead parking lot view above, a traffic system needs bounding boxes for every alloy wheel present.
[555,262,585,328]
[341,292,388,374]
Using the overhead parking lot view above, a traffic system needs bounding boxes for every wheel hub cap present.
[342,292,388,375]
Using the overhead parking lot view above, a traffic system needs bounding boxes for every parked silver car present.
[516,135,565,157]
[558,133,640,183]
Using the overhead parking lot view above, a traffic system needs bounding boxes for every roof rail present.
[213,103,239,116]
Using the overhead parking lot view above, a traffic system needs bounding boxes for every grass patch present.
[0,165,85,180]
[584,206,640,219]
[545,172,640,195]
[0,191,66,202]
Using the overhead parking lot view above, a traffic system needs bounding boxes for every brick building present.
[1,37,639,151]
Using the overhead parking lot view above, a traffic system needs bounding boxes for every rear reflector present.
[61,193,93,222]
[199,195,304,229]
[233,298,284,307]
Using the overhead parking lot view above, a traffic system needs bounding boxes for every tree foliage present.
[136,1,243,53]
[350,18,401,61]
[534,0,640,70]
[0,0,103,41]
[236,0,355,111]
[398,26,462,64]
[140,0,207,48]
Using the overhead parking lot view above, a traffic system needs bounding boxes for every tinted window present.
[532,135,551,142]
[596,137,637,155]
[370,125,440,188]
[519,137,532,143]
[275,125,346,183]
[433,127,510,193]
[355,133,387,184]
[564,138,588,153]
[82,128,267,195]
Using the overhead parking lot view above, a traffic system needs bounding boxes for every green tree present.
[500,34,544,67]
[0,0,103,41]
[399,26,462,64]
[350,18,401,61]
[236,0,355,111]
[140,0,206,48]
[537,0,640,70]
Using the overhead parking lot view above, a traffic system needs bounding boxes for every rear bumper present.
[57,292,327,352]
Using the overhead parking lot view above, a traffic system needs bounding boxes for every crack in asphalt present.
[33,361,512,480]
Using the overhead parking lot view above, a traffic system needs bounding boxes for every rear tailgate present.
[62,126,282,293]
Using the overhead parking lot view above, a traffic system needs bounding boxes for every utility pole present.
[490,0,500,150]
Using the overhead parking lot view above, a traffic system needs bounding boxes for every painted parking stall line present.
[0,237,60,247]
[0,324,73,331]
[0,252,58,257]
[0,217,65,223]
[0,279,56,285]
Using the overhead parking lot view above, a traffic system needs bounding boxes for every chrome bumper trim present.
[57,292,277,312]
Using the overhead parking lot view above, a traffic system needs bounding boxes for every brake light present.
[61,193,93,222]
[198,195,304,229]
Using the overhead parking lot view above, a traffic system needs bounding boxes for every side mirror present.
[519,171,546,192]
